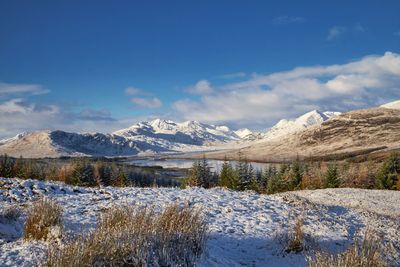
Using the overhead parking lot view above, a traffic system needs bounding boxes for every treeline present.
[0,155,180,188]
[184,153,400,194]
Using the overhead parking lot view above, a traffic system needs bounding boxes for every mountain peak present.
[263,109,340,141]
[234,128,253,138]
[149,118,177,130]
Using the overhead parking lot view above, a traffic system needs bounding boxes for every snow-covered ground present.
[1,177,399,266]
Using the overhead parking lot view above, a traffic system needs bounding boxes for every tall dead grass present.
[307,231,386,267]
[24,198,63,241]
[47,203,207,267]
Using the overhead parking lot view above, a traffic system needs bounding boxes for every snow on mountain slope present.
[0,119,245,157]
[113,119,241,151]
[233,128,253,139]
[1,178,399,266]
[0,132,28,145]
[381,100,400,110]
[262,110,341,141]
[0,130,141,158]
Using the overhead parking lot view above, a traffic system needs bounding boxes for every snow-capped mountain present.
[262,110,341,141]
[113,119,242,151]
[0,119,246,158]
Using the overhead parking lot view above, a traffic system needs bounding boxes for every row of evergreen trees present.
[184,153,400,193]
[0,155,180,188]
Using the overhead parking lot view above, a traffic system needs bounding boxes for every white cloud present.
[130,97,163,108]
[219,72,247,79]
[327,23,365,41]
[185,80,214,95]
[125,86,145,95]
[0,99,62,138]
[327,26,346,40]
[0,82,49,96]
[0,99,130,138]
[77,109,116,121]
[272,16,304,25]
[173,52,400,129]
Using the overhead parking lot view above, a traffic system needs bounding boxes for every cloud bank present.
[173,52,400,129]
[0,98,132,139]
[0,82,49,96]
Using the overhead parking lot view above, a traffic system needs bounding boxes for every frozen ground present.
[1,177,399,267]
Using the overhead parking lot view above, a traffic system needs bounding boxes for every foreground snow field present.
[1,177,399,266]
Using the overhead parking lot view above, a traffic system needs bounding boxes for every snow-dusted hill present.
[206,106,400,162]
[0,119,248,157]
[1,178,399,266]
[262,110,341,141]
[0,130,141,158]
[0,111,345,158]
[5,101,400,159]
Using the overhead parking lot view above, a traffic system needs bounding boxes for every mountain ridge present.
[1,101,398,159]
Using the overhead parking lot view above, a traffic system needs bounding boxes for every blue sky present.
[0,0,400,138]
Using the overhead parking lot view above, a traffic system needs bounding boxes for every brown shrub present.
[284,217,305,253]
[307,231,387,267]
[47,203,208,267]
[396,175,400,190]
[24,198,63,241]
[56,165,73,183]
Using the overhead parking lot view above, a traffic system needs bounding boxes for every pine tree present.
[13,156,24,178]
[219,158,234,188]
[69,161,95,186]
[375,154,400,190]
[249,174,260,192]
[325,164,340,188]
[236,152,251,191]
[266,169,284,194]
[0,154,14,178]
[199,155,212,188]
[289,159,303,190]
[186,160,202,187]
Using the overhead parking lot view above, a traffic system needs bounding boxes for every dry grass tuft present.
[47,203,208,267]
[23,198,63,241]
[307,231,387,267]
[284,217,305,254]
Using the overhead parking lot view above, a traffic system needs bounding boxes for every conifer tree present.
[199,155,212,188]
[325,164,340,188]
[236,152,251,191]
[266,165,286,194]
[0,154,14,178]
[219,158,234,188]
[375,154,400,190]
[289,159,303,190]
[249,174,260,192]
[186,160,202,187]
